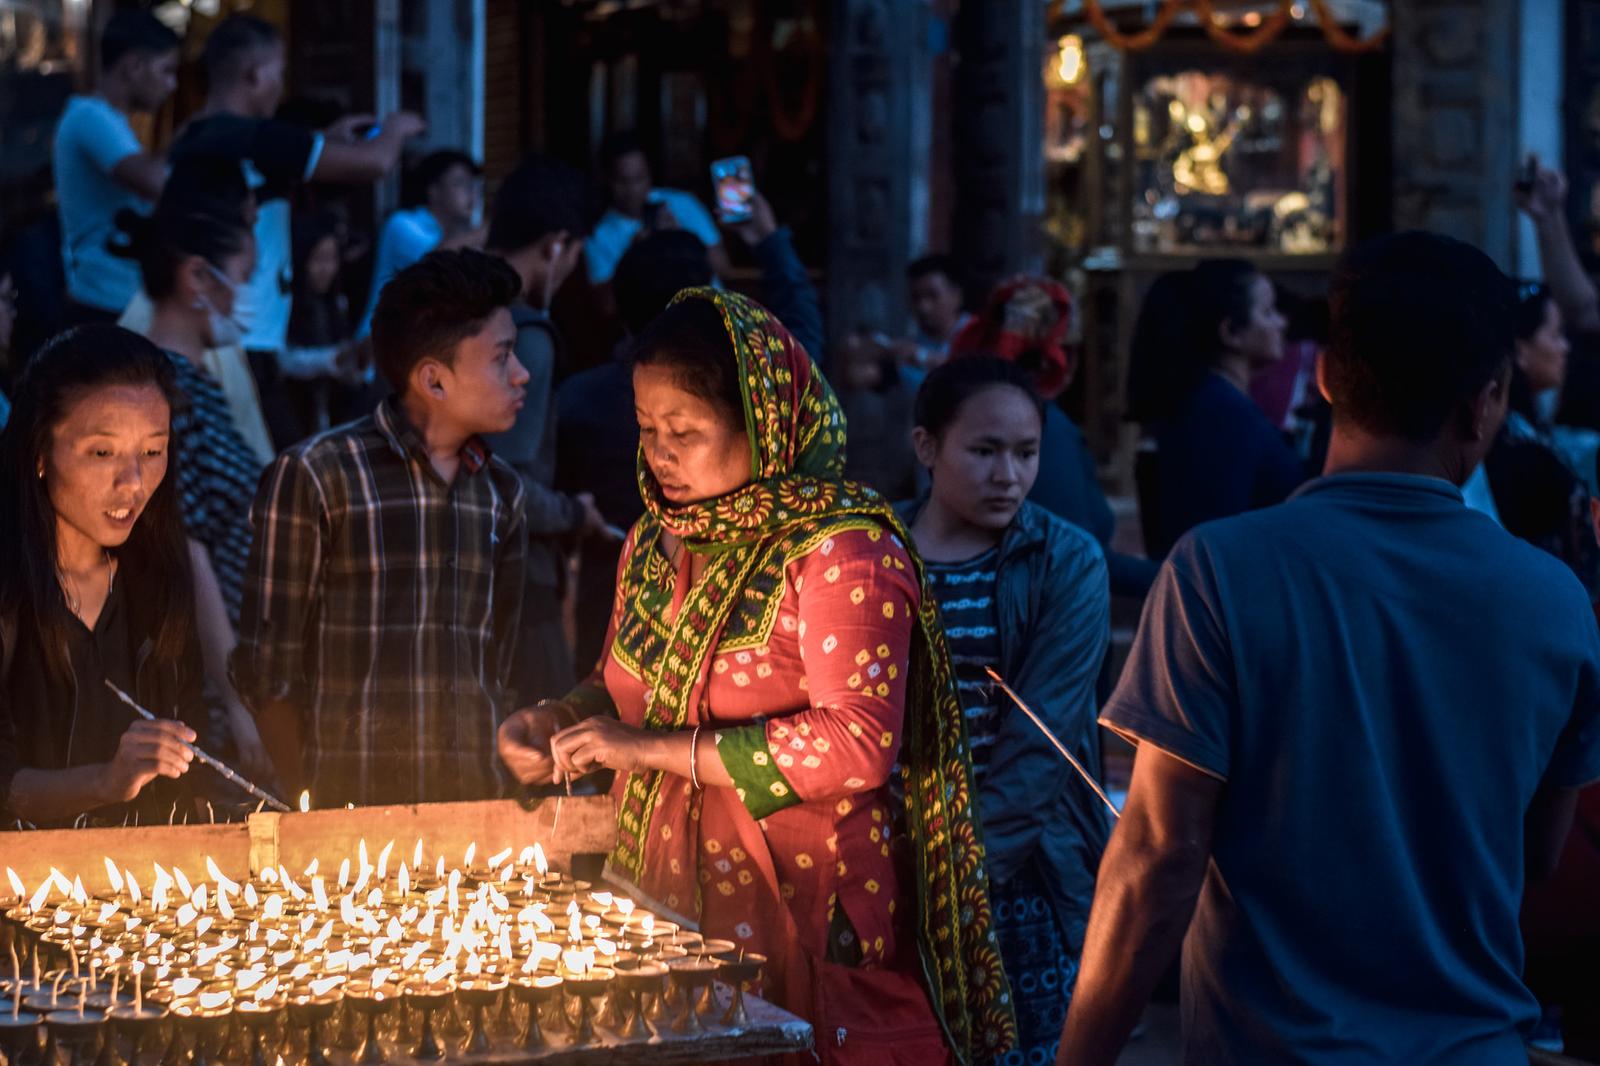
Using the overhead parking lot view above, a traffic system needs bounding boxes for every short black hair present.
[161,156,251,219]
[485,154,591,257]
[1325,231,1515,442]
[599,129,648,174]
[116,203,252,302]
[614,231,714,335]
[914,354,1045,438]
[202,15,281,87]
[908,253,963,291]
[371,249,522,395]
[101,10,181,70]
[627,297,743,428]
[414,150,481,200]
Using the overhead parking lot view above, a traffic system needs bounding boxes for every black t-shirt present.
[170,113,318,208]
[0,574,199,828]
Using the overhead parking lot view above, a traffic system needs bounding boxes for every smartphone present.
[711,156,755,224]
[1516,155,1538,194]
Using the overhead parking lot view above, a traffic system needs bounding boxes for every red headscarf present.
[948,275,1075,399]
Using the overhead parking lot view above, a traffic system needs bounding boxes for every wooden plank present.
[0,797,618,892]
[0,822,250,895]
[266,797,616,878]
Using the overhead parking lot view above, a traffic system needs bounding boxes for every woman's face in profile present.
[633,363,750,506]
[44,383,171,550]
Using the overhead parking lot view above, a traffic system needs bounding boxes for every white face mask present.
[200,263,247,348]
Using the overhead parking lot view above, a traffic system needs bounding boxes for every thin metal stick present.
[103,680,292,813]
[983,667,1121,820]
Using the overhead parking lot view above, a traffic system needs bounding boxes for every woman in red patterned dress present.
[497,289,1014,1063]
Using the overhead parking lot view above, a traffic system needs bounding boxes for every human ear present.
[911,426,940,470]
[1315,352,1332,405]
[413,361,449,401]
[1464,367,1510,443]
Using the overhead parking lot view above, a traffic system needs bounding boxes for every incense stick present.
[983,667,1121,820]
[103,680,292,813]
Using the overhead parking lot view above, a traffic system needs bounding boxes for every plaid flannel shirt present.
[231,399,527,806]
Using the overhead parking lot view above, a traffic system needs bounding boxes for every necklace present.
[58,550,114,620]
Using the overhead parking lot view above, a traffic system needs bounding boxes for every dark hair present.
[913,355,1046,438]
[0,325,194,686]
[1124,270,1198,422]
[1189,259,1262,363]
[908,253,963,293]
[614,231,714,335]
[115,201,252,302]
[1509,283,1559,421]
[599,129,648,174]
[406,150,481,208]
[201,15,281,87]
[101,10,181,70]
[1325,231,1515,442]
[485,154,591,257]
[626,298,743,426]
[289,210,347,348]
[370,249,522,394]
[1486,439,1586,564]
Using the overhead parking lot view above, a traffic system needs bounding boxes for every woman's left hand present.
[550,717,658,778]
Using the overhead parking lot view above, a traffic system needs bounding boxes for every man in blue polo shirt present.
[1059,232,1600,1065]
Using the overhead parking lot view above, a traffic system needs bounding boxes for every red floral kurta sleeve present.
[715,527,919,818]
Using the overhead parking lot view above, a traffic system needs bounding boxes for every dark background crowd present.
[6,8,1600,1066]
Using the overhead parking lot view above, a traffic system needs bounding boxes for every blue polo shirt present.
[1104,472,1600,1065]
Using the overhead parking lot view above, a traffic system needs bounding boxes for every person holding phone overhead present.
[586,130,734,285]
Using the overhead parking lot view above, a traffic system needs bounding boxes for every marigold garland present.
[1063,0,1390,56]
[1192,0,1295,53]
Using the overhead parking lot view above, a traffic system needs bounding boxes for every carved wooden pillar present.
[1390,0,1519,266]
[951,0,1045,301]
[826,0,932,359]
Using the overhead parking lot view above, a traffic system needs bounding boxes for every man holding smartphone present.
[586,130,732,285]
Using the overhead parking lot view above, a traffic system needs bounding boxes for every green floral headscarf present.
[609,288,1016,1061]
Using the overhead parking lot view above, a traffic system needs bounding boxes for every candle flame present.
[243,883,257,908]
[435,856,445,880]
[217,892,234,921]
[298,791,310,813]
[413,839,424,871]
[423,960,453,985]
[5,868,23,899]
[303,858,318,878]
[254,976,279,1002]
[616,898,635,917]
[398,863,409,896]
[487,847,511,870]
[337,859,350,891]
[376,840,394,881]
[561,948,591,976]
[172,977,201,997]
[312,877,328,913]
[532,843,548,877]
[192,885,207,911]
[198,991,230,1010]
[205,857,239,894]
[235,968,265,991]
[176,904,197,927]
[103,858,124,894]
[591,891,613,907]
[463,842,476,869]
[310,976,343,997]
[70,875,87,904]
[172,868,192,899]
[261,895,283,921]
[98,901,119,924]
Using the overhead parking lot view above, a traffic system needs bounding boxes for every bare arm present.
[1056,742,1224,1066]
[311,112,427,185]
[110,153,167,201]
[1518,157,1600,333]
[7,720,195,824]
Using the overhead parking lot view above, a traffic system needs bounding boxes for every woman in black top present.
[0,325,203,827]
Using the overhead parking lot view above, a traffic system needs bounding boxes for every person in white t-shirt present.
[172,14,424,447]
[357,149,484,337]
[585,130,732,286]
[53,11,180,319]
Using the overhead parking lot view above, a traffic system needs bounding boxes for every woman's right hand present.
[104,720,196,804]
[498,704,571,785]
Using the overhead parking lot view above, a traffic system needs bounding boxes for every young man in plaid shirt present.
[232,249,532,806]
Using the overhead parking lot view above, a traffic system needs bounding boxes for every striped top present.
[927,547,1002,784]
